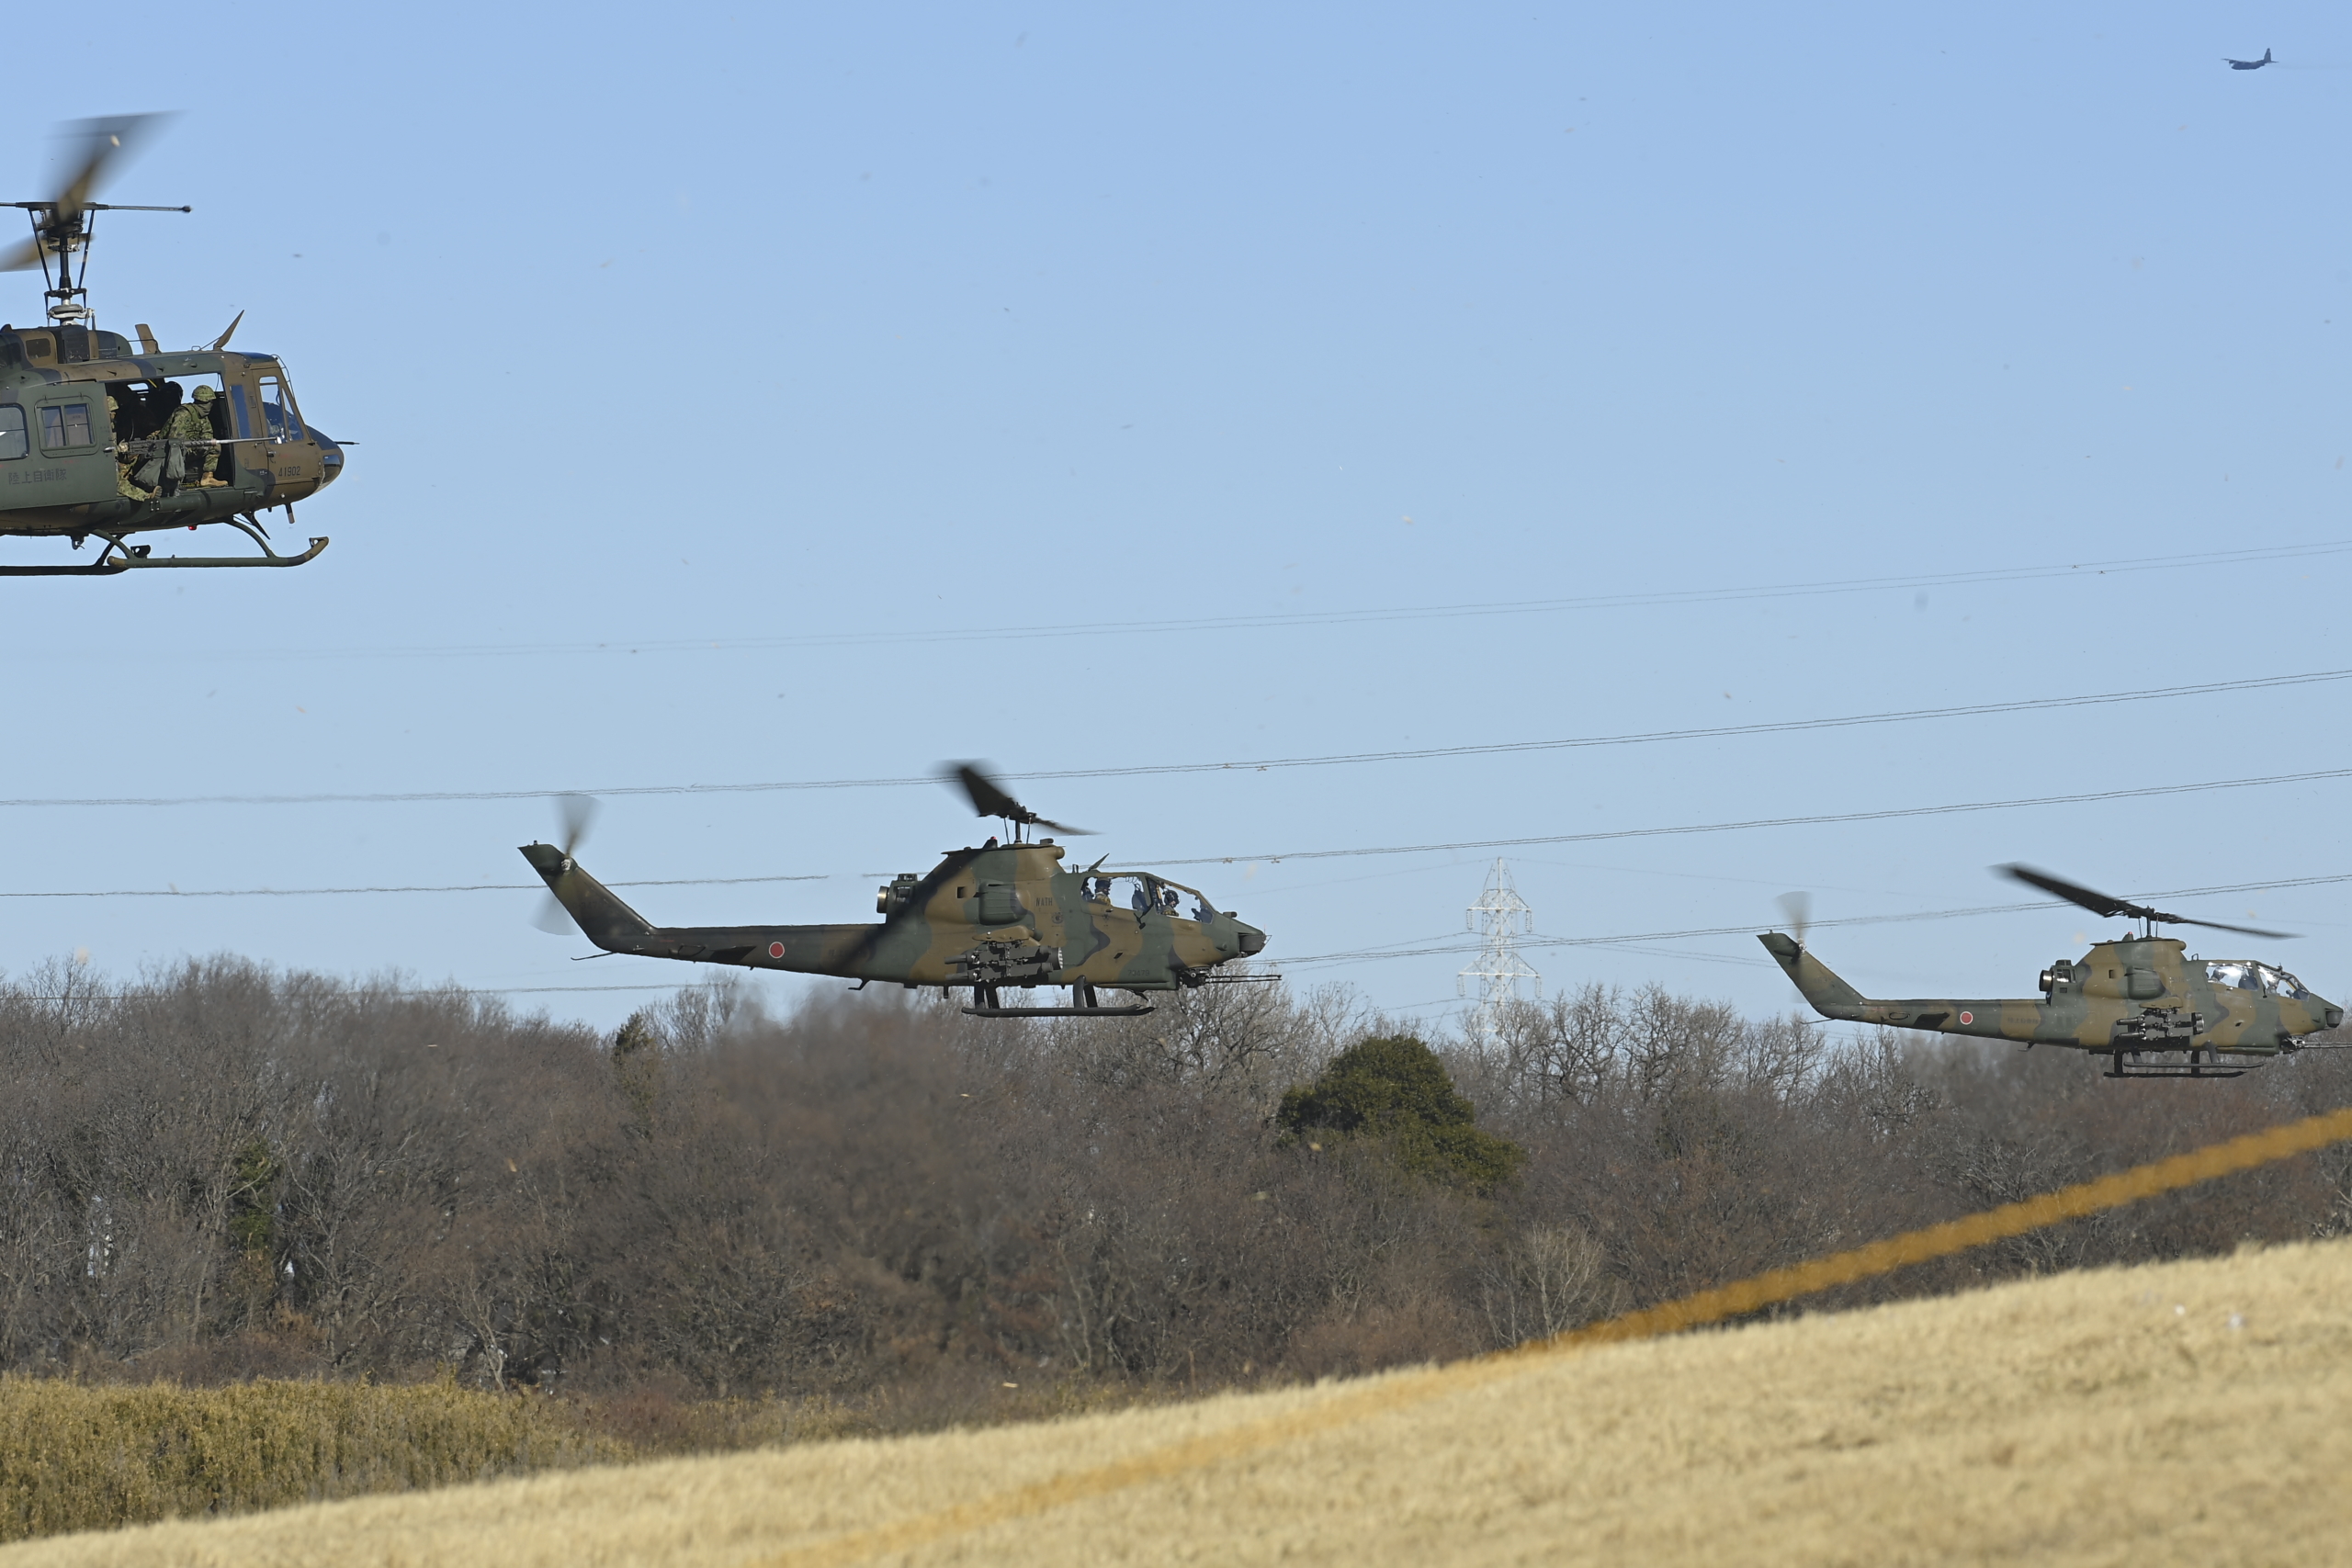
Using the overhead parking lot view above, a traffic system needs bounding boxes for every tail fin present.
[1757,931,1869,1020]
[519,843,655,951]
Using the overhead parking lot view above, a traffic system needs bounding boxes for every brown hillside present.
[8,1236,2352,1566]
[18,1241,2352,1568]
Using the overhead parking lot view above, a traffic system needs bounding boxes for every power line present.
[10,771,2348,903]
[1273,871,2352,968]
[5,982,736,1000]
[0,873,831,901]
[90,538,2352,663]
[4,665,2346,810]
[1153,766,2352,868]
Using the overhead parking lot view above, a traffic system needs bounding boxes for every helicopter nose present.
[1236,923,1266,956]
[311,428,347,487]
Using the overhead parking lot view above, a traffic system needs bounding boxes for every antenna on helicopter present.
[0,114,188,328]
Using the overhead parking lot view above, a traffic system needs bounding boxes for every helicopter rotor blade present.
[1,113,172,272]
[1997,863,2296,939]
[554,792,600,857]
[1775,891,1812,949]
[48,113,168,221]
[1997,863,2149,921]
[948,761,1026,821]
[942,762,1095,836]
[2169,914,2300,942]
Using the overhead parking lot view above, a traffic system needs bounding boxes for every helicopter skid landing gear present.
[0,516,328,576]
[2104,1047,2250,1081]
[962,980,1155,1019]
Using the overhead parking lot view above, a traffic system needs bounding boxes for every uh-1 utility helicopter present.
[521,764,1271,1017]
[1759,865,2342,1079]
[0,115,343,577]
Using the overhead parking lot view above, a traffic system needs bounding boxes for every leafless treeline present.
[3,956,2347,1404]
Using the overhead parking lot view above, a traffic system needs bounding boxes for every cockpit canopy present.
[1083,871,1225,923]
[2205,961,2315,1001]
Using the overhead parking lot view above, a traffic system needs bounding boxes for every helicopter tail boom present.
[1759,931,2045,1041]
[1758,931,1870,1019]
[518,843,889,973]
[519,842,656,949]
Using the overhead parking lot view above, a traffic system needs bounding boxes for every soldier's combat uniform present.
[107,397,148,500]
[166,385,223,486]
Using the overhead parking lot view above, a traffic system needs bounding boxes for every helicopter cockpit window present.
[2207,962,2258,992]
[0,404,25,461]
[2207,961,2313,999]
[257,375,302,441]
[1089,873,1210,920]
[2258,964,2313,1001]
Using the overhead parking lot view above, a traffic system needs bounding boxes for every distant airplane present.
[2225,49,2275,71]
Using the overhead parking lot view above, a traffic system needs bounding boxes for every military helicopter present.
[1759,865,2342,1079]
[521,764,1270,1016]
[0,115,343,577]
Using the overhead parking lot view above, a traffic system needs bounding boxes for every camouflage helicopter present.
[1760,865,2341,1078]
[521,764,1270,1016]
[0,115,343,577]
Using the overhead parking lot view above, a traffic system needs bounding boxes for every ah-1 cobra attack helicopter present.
[1760,865,2341,1079]
[521,764,1270,1017]
[0,114,344,577]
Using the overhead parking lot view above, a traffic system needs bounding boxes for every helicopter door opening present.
[0,403,27,461]
[114,373,233,484]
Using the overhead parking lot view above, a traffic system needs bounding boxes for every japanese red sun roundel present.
[769,942,785,959]
[1959,1010,1974,1024]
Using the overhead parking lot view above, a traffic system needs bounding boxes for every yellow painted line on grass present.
[757,1102,2352,1568]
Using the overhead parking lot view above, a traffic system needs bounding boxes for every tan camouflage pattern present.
[521,840,1268,996]
[1758,931,2342,1059]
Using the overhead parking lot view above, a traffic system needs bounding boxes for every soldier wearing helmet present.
[166,384,226,487]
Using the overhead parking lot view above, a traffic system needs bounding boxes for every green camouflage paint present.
[522,839,1269,999]
[1759,931,2341,1062]
[0,331,343,544]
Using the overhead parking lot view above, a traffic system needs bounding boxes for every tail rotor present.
[530,793,601,933]
[1776,890,1813,952]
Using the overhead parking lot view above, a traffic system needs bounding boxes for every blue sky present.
[3,2,2346,1032]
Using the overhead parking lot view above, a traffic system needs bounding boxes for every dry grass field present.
[9,1237,2352,1568]
[0,1376,625,1543]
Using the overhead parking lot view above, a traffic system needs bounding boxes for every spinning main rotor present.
[1998,863,2295,942]
[943,762,1091,842]
[0,114,187,329]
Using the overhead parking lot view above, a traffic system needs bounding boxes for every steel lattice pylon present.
[1458,858,1540,1044]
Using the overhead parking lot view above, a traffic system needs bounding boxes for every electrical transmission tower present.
[1458,858,1540,1045]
